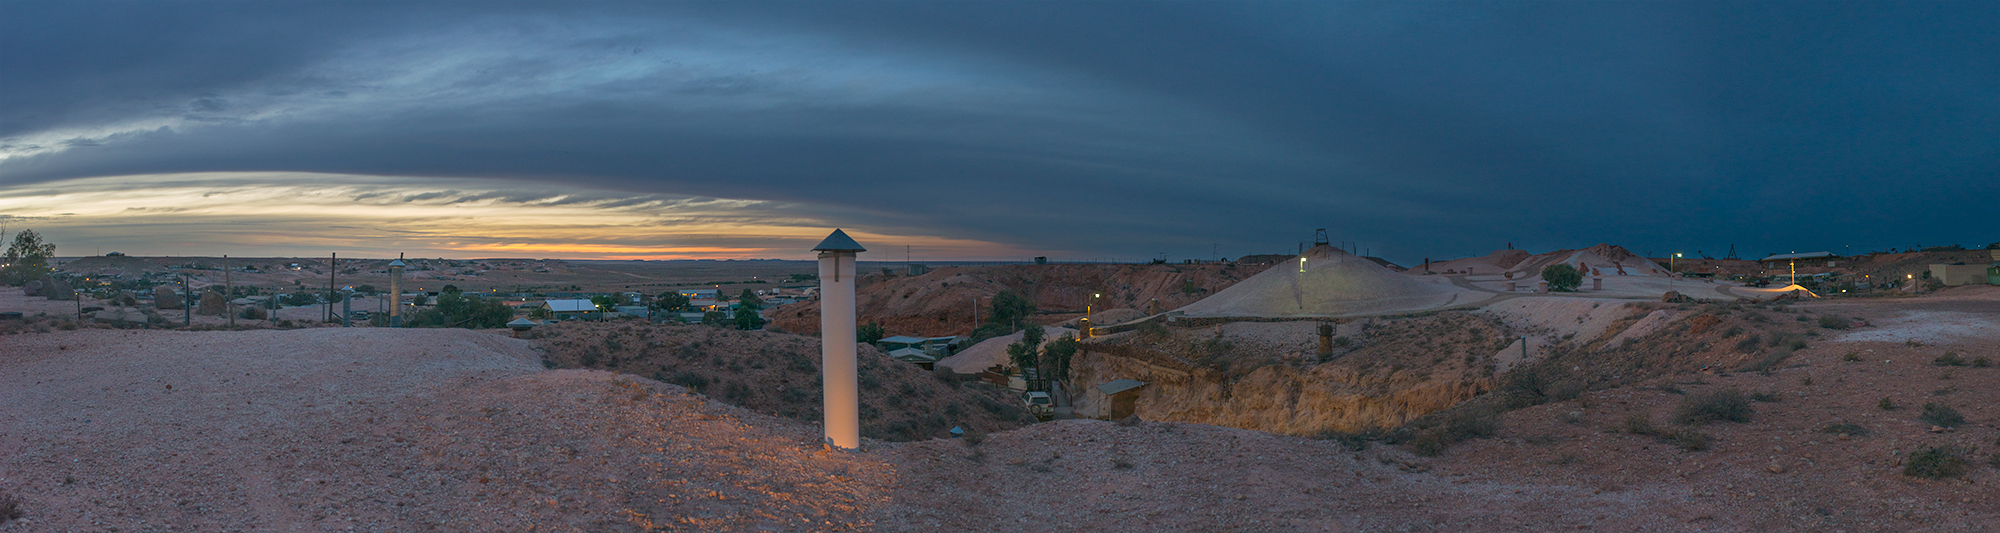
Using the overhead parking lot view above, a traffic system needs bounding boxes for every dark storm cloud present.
[3,2,1998,261]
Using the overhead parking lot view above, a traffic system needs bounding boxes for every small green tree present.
[2,229,56,286]
[441,284,461,295]
[988,290,1036,330]
[700,310,730,327]
[405,292,515,329]
[590,295,618,314]
[857,322,887,344]
[1542,264,1582,292]
[653,291,690,312]
[733,292,765,330]
[1041,333,1080,386]
[1007,325,1045,371]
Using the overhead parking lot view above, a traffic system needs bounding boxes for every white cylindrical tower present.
[814,229,866,450]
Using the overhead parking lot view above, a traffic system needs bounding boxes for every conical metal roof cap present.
[388,259,406,267]
[812,229,867,252]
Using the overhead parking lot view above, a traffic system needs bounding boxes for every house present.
[887,347,937,370]
[1929,264,1992,286]
[678,288,719,300]
[540,299,601,320]
[878,335,961,358]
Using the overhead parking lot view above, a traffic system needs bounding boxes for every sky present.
[2,1,1996,264]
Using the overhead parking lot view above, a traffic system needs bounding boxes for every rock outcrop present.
[155,286,183,309]
[196,292,229,316]
[23,276,74,299]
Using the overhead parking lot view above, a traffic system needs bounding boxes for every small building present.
[1929,264,1992,286]
[878,335,960,357]
[678,288,719,300]
[1096,379,1149,420]
[540,299,601,319]
[887,347,937,370]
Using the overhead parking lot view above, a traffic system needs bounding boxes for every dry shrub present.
[1905,446,1972,479]
[1659,427,1712,451]
[1737,347,1794,373]
[1674,388,1751,424]
[0,492,19,524]
[1820,421,1869,437]
[1409,405,1503,457]
[1919,403,1965,428]
[1622,413,1655,435]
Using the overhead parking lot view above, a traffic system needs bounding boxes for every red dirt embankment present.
[532,321,1033,441]
[767,262,1275,336]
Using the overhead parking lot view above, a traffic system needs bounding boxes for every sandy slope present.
[1175,244,1490,318]
[0,328,890,532]
[935,325,1078,374]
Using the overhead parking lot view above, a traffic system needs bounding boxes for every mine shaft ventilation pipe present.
[814,229,866,450]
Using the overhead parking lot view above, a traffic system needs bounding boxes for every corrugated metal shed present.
[1097,379,1149,396]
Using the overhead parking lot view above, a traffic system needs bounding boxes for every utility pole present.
[327,253,337,323]
[225,255,234,328]
[182,273,191,327]
[389,254,404,327]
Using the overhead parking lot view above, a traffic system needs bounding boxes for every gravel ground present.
[3,286,1995,532]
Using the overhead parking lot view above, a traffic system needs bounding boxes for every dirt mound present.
[1414,249,1531,275]
[0,328,894,532]
[935,325,1078,374]
[60,255,167,274]
[1507,243,1670,279]
[533,321,1033,440]
[1174,244,1486,317]
[768,263,1270,336]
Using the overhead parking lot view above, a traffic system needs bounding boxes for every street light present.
[1084,292,1101,338]
[1671,253,1682,294]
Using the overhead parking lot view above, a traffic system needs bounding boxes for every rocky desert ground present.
[3,269,1998,531]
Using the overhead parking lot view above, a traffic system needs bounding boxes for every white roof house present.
[541,299,598,313]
